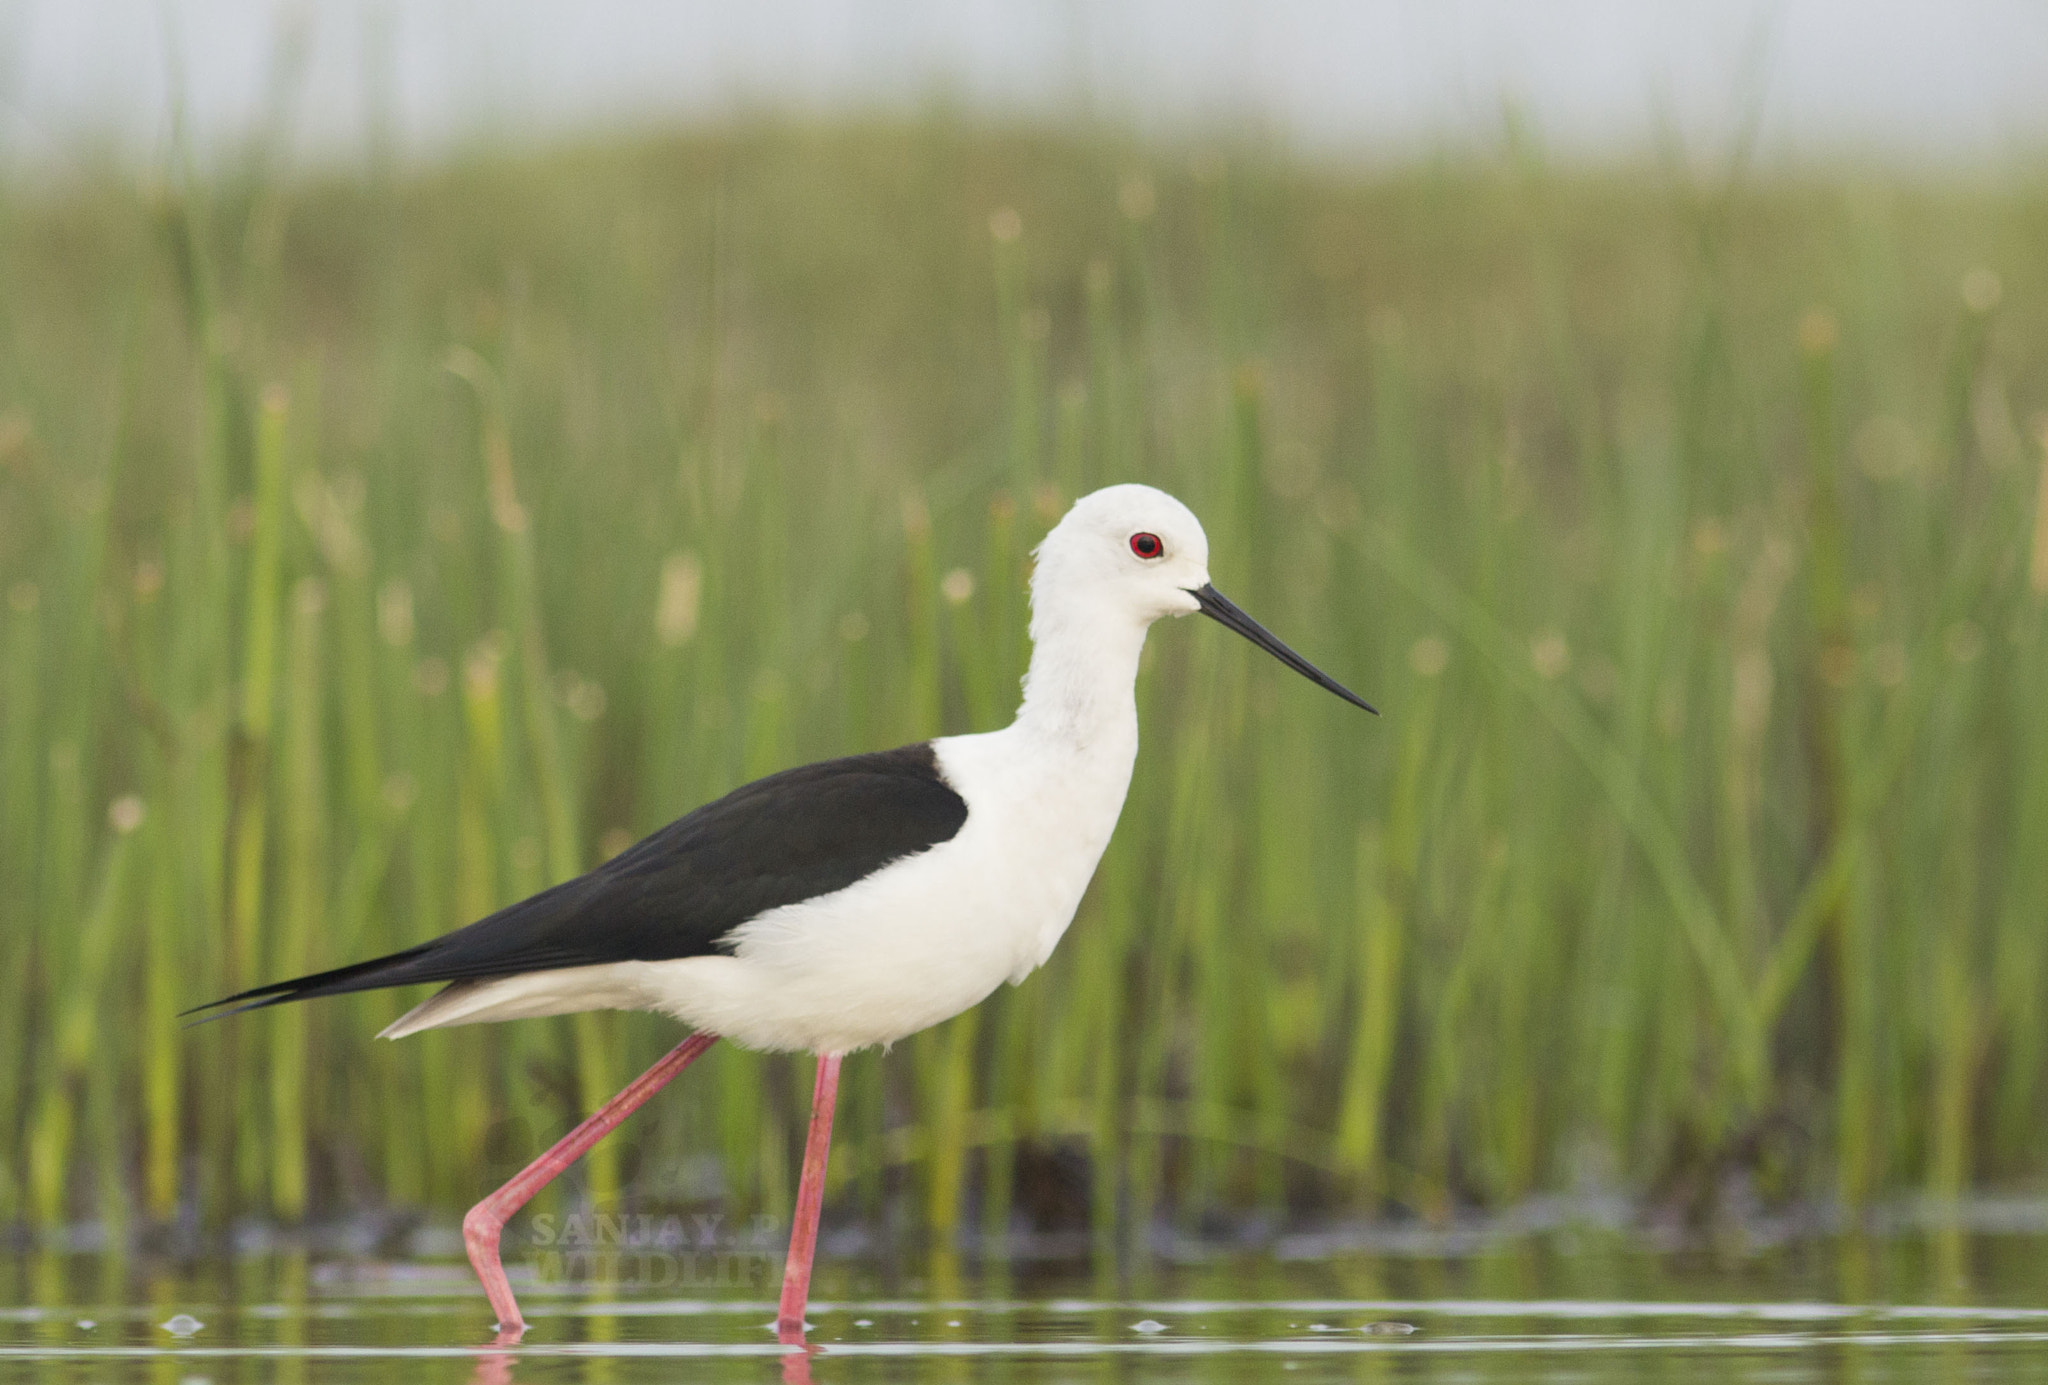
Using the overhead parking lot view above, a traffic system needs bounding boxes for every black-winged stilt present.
[192,482,1374,1342]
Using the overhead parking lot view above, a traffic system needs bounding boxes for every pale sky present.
[5,0,2046,167]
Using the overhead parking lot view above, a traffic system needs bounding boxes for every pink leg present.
[775,1052,844,1342]
[462,1031,718,1337]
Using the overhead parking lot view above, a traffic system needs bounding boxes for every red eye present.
[1130,532,1163,560]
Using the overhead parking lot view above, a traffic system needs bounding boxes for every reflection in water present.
[471,1308,825,1382]
[781,1337,818,1385]
[10,1234,2048,1383]
[470,1328,520,1385]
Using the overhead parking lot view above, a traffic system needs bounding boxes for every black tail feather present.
[180,944,438,1026]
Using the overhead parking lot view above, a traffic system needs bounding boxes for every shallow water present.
[11,1227,2048,1382]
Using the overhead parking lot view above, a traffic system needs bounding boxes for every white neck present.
[1010,591,1149,750]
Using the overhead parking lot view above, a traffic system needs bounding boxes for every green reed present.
[1,123,2045,1247]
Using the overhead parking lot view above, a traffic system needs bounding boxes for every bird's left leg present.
[775,1051,844,1343]
[464,1030,719,1337]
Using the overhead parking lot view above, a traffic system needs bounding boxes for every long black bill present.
[1191,584,1378,714]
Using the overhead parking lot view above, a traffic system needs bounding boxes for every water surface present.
[10,1224,2048,1381]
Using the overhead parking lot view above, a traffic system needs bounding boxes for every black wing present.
[188,742,968,1021]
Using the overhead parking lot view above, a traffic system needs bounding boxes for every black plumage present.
[189,742,968,1021]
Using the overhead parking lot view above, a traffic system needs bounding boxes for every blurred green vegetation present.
[2,121,2046,1248]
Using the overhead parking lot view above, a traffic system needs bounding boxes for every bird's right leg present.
[775,1051,844,1343]
[462,1031,718,1337]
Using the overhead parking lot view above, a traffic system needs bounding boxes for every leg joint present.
[463,1201,504,1250]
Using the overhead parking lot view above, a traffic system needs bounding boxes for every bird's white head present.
[1030,483,1211,628]
[1016,484,1376,740]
